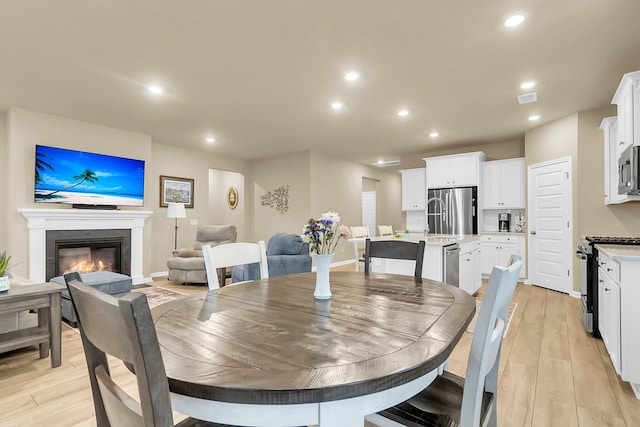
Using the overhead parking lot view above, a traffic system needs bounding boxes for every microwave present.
[619,145,640,195]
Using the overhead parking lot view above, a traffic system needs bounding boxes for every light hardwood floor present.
[1,267,639,426]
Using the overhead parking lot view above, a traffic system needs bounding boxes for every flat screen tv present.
[34,145,145,208]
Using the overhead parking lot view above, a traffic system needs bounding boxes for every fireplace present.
[19,209,152,285]
[45,229,131,281]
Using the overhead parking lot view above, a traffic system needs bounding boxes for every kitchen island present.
[348,233,482,294]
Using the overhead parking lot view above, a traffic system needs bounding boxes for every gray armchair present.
[167,224,237,284]
[231,233,311,282]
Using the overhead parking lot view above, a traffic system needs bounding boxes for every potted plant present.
[0,251,12,292]
[404,229,411,239]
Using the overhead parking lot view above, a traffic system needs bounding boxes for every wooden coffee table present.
[0,282,64,368]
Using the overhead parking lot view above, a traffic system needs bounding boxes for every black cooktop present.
[585,236,640,245]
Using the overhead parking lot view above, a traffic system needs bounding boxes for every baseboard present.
[147,271,169,283]
[151,271,169,278]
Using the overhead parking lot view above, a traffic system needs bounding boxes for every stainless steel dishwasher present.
[443,243,460,286]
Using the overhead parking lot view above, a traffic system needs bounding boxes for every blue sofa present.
[232,233,311,282]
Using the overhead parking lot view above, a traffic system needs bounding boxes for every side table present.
[0,283,64,368]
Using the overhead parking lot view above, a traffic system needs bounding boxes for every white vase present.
[0,275,9,292]
[314,253,333,299]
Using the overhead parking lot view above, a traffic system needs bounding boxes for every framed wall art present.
[159,175,194,208]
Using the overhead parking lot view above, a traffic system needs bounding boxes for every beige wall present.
[309,151,402,263]
[524,113,579,291]
[2,108,252,277]
[147,143,251,273]
[251,151,312,245]
[523,107,640,293]
[577,106,640,236]
[5,108,153,278]
[0,113,6,252]
[208,169,246,241]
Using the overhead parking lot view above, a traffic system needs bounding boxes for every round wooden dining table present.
[152,271,475,427]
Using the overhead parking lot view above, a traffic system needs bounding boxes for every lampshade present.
[166,202,187,219]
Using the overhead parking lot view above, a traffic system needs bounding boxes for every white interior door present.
[362,191,377,237]
[527,157,573,294]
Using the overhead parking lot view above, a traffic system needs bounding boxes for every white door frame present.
[527,156,574,295]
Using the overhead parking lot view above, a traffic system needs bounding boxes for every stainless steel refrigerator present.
[427,186,477,235]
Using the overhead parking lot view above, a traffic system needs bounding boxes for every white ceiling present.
[1,0,639,166]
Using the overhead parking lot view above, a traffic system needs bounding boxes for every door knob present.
[530,230,536,235]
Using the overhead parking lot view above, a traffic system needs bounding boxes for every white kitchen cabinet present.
[400,168,426,211]
[482,158,525,209]
[601,117,620,205]
[600,116,640,204]
[598,262,621,374]
[480,233,525,279]
[594,245,640,399]
[459,240,481,295]
[424,152,486,188]
[612,70,640,153]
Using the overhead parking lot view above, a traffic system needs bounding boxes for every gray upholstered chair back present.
[194,225,237,250]
[268,233,309,255]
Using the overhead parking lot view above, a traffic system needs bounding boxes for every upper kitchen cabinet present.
[400,168,426,211]
[612,70,640,154]
[601,117,622,205]
[424,152,486,188]
[482,158,525,209]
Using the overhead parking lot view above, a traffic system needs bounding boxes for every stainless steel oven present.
[575,245,591,333]
[577,236,640,338]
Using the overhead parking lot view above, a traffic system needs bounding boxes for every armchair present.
[167,224,237,284]
[231,233,311,282]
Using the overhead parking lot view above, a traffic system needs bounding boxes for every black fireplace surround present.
[45,229,131,281]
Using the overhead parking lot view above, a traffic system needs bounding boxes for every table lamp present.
[166,202,187,249]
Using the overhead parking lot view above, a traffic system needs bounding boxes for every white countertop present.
[595,244,640,261]
[348,233,479,247]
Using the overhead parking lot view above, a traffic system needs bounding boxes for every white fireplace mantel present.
[19,208,153,285]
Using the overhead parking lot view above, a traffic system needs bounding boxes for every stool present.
[50,271,133,327]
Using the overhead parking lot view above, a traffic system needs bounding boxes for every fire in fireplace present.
[46,229,131,280]
[58,246,117,274]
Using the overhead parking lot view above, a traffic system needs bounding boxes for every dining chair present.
[364,238,426,278]
[63,273,229,427]
[350,225,371,272]
[202,241,268,290]
[378,225,394,237]
[367,256,523,427]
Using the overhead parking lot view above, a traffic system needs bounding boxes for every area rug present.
[466,300,518,337]
[132,286,187,309]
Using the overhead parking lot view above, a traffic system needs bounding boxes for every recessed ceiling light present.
[429,132,439,138]
[345,71,359,81]
[147,85,163,94]
[397,110,409,117]
[504,15,525,27]
[529,115,541,121]
[331,101,343,110]
[206,137,215,143]
[521,81,536,89]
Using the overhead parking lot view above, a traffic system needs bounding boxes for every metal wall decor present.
[227,186,239,209]
[261,185,289,214]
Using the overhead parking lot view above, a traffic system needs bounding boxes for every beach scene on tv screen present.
[34,145,145,206]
